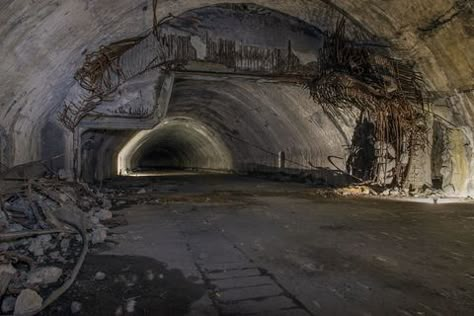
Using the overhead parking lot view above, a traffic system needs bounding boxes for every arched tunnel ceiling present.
[124,117,234,171]
[0,0,473,166]
[116,77,354,175]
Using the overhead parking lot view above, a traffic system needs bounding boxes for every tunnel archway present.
[2,1,471,194]
[118,117,233,175]
[115,75,354,184]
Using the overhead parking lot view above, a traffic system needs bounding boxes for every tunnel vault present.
[1,1,473,195]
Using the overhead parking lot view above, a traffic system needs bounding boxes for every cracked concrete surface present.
[43,173,474,315]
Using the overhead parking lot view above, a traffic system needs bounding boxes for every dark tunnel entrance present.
[122,117,234,175]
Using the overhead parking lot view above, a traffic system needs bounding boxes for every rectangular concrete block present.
[220,295,297,314]
[213,275,273,290]
[208,268,261,280]
[217,284,283,302]
[202,262,256,273]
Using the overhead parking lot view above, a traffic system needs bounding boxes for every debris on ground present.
[337,185,376,196]
[70,301,82,314]
[94,271,106,281]
[335,183,473,201]
[0,178,117,315]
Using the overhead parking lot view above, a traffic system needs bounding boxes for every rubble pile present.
[0,179,113,315]
[336,184,473,201]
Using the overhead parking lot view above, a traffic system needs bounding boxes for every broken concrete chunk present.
[14,289,43,316]
[95,209,113,221]
[0,264,17,296]
[115,305,124,316]
[71,301,82,314]
[0,242,9,252]
[338,185,374,196]
[102,198,113,210]
[1,296,16,314]
[27,266,63,286]
[49,251,62,261]
[28,234,54,257]
[60,238,70,252]
[94,271,106,281]
[90,226,107,244]
[145,269,155,281]
[0,263,17,275]
[126,298,136,313]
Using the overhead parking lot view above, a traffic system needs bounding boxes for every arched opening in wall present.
[41,121,65,172]
[118,117,233,176]
[114,77,353,185]
[73,3,405,187]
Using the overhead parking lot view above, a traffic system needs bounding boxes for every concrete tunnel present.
[2,0,473,194]
[1,1,474,315]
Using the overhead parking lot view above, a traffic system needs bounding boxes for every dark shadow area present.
[243,164,355,187]
[40,255,206,316]
[346,116,376,181]
[431,120,445,190]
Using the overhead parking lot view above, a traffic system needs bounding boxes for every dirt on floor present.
[41,255,206,316]
[35,173,474,315]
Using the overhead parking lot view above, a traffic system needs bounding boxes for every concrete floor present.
[50,174,474,315]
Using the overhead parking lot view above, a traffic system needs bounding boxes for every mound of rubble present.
[0,179,114,315]
[336,184,473,202]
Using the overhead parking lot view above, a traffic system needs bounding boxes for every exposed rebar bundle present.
[305,19,427,186]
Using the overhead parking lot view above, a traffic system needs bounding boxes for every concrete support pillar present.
[404,113,434,190]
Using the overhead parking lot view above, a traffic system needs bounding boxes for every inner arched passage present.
[116,77,356,183]
[118,117,233,174]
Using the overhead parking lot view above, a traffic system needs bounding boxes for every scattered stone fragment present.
[95,209,113,221]
[0,242,9,252]
[137,188,147,194]
[126,298,136,313]
[71,301,82,314]
[0,264,16,297]
[115,305,124,316]
[49,251,62,260]
[1,296,16,314]
[145,269,155,281]
[94,271,106,281]
[89,215,100,225]
[28,234,55,257]
[339,185,374,196]
[27,266,63,286]
[102,198,113,210]
[60,238,70,252]
[90,226,107,244]
[14,289,43,316]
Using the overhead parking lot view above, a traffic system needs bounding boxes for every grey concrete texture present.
[0,1,473,194]
[57,173,474,315]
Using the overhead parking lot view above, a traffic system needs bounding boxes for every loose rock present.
[28,235,54,257]
[95,209,113,221]
[90,226,107,244]
[14,289,43,315]
[1,296,16,313]
[0,264,16,296]
[94,271,106,281]
[71,301,82,314]
[27,266,63,286]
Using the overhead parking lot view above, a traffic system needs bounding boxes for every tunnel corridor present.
[1,1,474,315]
[123,117,233,173]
